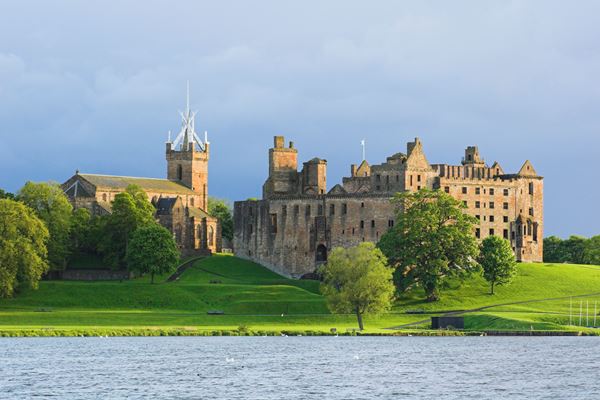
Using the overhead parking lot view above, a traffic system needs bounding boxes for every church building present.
[62,88,221,254]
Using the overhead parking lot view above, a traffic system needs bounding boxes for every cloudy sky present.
[0,1,598,238]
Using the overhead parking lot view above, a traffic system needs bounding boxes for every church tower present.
[166,82,209,210]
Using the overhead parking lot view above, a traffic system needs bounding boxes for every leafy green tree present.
[478,236,517,295]
[0,189,15,200]
[208,197,233,242]
[320,242,395,330]
[69,207,91,253]
[0,199,49,297]
[561,235,587,264]
[543,236,563,263]
[378,189,480,302]
[98,186,157,268]
[584,235,600,266]
[125,224,180,283]
[17,182,73,270]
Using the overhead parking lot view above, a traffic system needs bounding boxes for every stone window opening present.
[503,202,509,210]
[190,197,194,207]
[503,216,509,223]
[489,188,495,196]
[417,175,421,182]
[208,226,214,247]
[444,186,449,193]
[529,182,534,195]
[177,164,183,181]
[490,215,495,222]
[463,200,468,207]
[371,220,375,228]
[503,229,509,239]
[476,215,480,220]
[376,174,381,182]
[306,205,311,216]
[529,207,534,216]
[396,175,399,182]
[102,193,107,202]
[503,188,509,196]
[342,203,347,215]
[329,204,335,216]
[361,202,365,208]
[388,219,394,228]
[462,187,467,194]
[489,202,495,209]
[270,214,278,234]
[475,201,481,209]
[475,228,480,239]
[360,220,365,229]
[476,187,481,195]
[489,228,495,236]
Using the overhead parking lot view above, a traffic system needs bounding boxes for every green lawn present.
[1,254,600,336]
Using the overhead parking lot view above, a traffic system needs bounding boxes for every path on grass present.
[166,257,205,282]
[385,291,600,330]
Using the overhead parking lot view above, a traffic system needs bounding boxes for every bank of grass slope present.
[1,255,600,335]
[396,262,600,331]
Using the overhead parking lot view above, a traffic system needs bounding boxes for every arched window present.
[175,224,183,244]
[177,164,183,181]
[197,225,203,241]
[316,244,327,263]
[208,226,214,247]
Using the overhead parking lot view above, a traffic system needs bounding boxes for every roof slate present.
[79,174,196,195]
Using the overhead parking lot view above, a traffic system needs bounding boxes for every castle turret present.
[301,158,327,195]
[262,136,300,198]
[166,83,209,210]
[462,146,485,167]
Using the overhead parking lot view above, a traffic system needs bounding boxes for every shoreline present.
[1,328,597,338]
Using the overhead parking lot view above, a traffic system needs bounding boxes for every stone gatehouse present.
[234,136,543,278]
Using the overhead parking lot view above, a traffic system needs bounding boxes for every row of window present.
[450,187,510,196]
[476,215,509,223]
[448,183,535,196]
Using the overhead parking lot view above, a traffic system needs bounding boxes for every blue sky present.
[0,1,598,238]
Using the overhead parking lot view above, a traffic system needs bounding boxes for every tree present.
[70,207,91,253]
[543,236,563,263]
[208,197,233,242]
[0,199,49,297]
[98,185,156,268]
[584,235,600,266]
[320,242,395,330]
[561,235,587,264]
[17,182,73,270]
[378,189,480,302]
[478,236,517,295]
[0,189,14,200]
[125,224,180,283]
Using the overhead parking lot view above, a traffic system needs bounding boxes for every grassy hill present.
[1,254,600,336]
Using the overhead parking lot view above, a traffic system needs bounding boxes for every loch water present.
[1,336,598,399]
